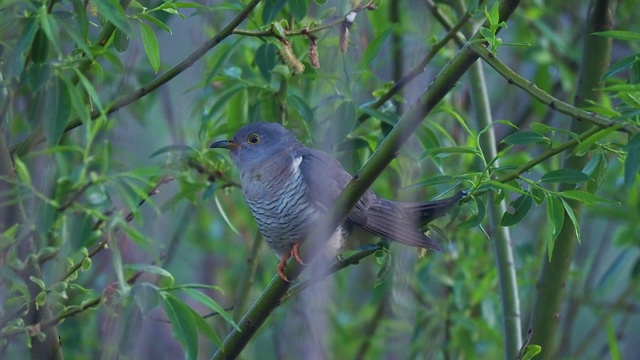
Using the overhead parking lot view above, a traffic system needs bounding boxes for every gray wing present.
[298,148,449,251]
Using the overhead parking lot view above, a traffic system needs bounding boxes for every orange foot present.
[291,243,307,265]
[277,251,293,282]
[276,243,308,282]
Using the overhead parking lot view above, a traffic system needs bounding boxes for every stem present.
[469,60,522,358]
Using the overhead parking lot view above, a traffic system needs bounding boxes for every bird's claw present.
[291,243,307,265]
[276,243,308,282]
[277,252,293,282]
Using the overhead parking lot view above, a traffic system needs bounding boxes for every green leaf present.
[262,0,286,24]
[573,123,623,156]
[357,28,392,71]
[606,320,622,360]
[624,132,640,187]
[30,29,49,64]
[603,53,639,79]
[60,76,90,124]
[149,145,196,158]
[288,0,308,20]
[72,68,104,111]
[405,175,459,189]
[359,107,399,126]
[162,294,199,360]
[214,194,240,235]
[289,95,314,121]
[545,194,564,260]
[29,276,46,290]
[458,197,486,229]
[518,345,541,360]
[92,0,132,35]
[423,146,482,158]
[44,78,71,146]
[114,28,130,53]
[125,264,175,286]
[500,194,533,227]
[182,288,238,330]
[14,156,32,187]
[560,198,581,243]
[254,43,277,81]
[593,30,640,41]
[374,249,391,287]
[625,144,640,187]
[541,169,590,184]
[38,6,61,54]
[140,22,160,73]
[501,131,550,145]
[136,13,172,34]
[560,190,617,204]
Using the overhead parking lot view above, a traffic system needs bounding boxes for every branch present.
[528,0,616,358]
[212,1,523,358]
[10,0,263,156]
[471,43,637,133]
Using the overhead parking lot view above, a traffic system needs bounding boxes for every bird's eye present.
[247,134,260,144]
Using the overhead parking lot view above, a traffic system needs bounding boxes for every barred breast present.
[240,155,322,257]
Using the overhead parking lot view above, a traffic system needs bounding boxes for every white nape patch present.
[291,156,303,173]
[346,11,357,23]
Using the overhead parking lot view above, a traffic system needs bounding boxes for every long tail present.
[353,191,463,251]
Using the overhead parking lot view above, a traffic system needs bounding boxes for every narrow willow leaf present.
[255,43,277,81]
[500,194,533,227]
[560,198,581,243]
[262,0,286,24]
[60,76,89,124]
[289,95,314,122]
[519,345,542,360]
[125,264,174,286]
[288,0,308,20]
[624,145,639,187]
[14,156,32,187]
[114,28,130,53]
[560,190,617,204]
[593,30,640,41]
[214,194,240,235]
[182,288,238,330]
[541,169,591,184]
[162,294,199,360]
[603,53,639,79]
[501,131,550,145]
[136,13,172,33]
[30,29,49,64]
[545,194,564,260]
[140,22,160,73]
[45,78,71,146]
[38,6,61,54]
[458,197,486,229]
[357,28,392,71]
[92,0,132,35]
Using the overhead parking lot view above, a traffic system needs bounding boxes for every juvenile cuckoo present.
[211,122,461,281]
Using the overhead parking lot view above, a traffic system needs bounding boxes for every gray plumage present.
[211,122,461,261]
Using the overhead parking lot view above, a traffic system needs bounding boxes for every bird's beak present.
[210,140,239,150]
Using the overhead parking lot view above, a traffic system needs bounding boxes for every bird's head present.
[210,122,302,169]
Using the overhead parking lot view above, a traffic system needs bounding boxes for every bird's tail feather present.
[357,191,463,251]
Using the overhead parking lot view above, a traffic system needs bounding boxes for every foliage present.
[1,0,639,359]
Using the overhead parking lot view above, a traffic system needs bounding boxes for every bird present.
[210,122,461,281]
